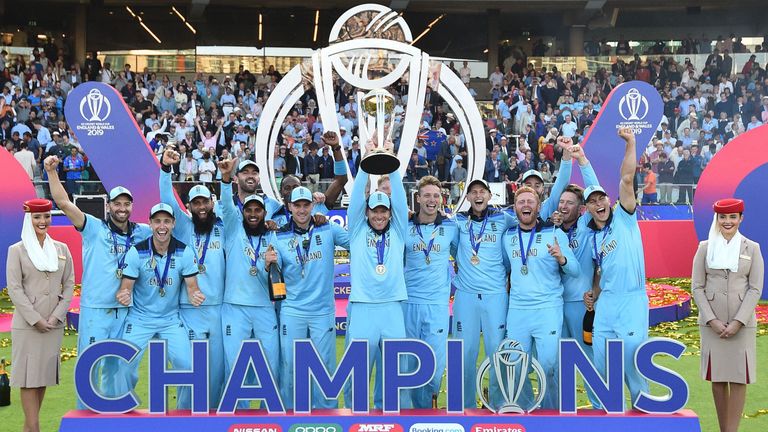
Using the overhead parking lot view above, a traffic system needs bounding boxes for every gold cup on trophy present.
[358,88,400,175]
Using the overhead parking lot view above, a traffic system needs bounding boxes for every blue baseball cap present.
[367,191,391,209]
[467,178,491,192]
[108,186,133,202]
[521,169,544,183]
[290,186,313,203]
[237,159,259,173]
[583,185,607,201]
[149,203,175,219]
[242,194,265,208]
[188,185,212,201]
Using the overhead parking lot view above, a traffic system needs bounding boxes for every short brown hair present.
[417,175,441,193]
[562,184,584,204]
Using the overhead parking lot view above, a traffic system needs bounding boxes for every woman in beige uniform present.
[6,199,74,432]
[691,198,763,432]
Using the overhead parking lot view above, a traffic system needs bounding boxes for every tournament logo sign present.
[64,82,166,220]
[573,81,663,199]
[0,148,37,287]
[693,124,768,297]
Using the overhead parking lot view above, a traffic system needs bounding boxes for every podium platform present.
[60,408,701,432]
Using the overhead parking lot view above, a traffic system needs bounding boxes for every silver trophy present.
[476,339,546,414]
[358,88,400,175]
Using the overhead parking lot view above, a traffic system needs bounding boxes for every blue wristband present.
[334,160,347,176]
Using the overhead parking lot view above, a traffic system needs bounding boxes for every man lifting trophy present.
[255,3,486,206]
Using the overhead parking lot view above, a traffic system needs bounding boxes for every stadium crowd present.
[1,41,768,206]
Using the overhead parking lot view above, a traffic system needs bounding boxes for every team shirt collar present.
[410,211,444,226]
[587,207,614,231]
[107,216,135,237]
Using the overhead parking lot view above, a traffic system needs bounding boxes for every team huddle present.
[43,127,648,412]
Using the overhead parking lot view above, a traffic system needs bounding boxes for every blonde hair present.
[377,174,390,186]
[514,186,540,203]
[417,175,441,193]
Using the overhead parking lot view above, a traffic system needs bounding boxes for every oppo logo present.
[289,424,342,432]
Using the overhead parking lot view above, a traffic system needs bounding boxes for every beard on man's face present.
[191,209,216,234]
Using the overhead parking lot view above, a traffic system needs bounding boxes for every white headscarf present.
[706,214,742,273]
[21,213,59,272]
[449,154,463,177]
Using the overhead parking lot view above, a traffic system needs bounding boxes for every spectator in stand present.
[691,144,705,184]
[197,150,216,185]
[14,141,36,180]
[319,146,335,180]
[657,153,675,204]
[641,163,657,204]
[304,144,322,193]
[62,146,85,199]
[489,66,504,101]
[747,115,763,130]
[179,152,199,181]
[675,148,695,205]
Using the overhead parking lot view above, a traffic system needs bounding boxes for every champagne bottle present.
[267,246,286,301]
[582,310,595,346]
[0,357,10,407]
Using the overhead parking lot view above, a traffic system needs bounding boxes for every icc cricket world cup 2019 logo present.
[618,88,649,122]
[255,3,486,207]
[476,339,547,414]
[79,89,112,122]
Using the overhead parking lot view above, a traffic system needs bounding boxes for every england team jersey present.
[588,204,646,296]
[404,214,459,305]
[121,237,198,318]
[77,214,152,308]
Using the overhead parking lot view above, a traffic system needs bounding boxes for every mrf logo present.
[351,424,403,432]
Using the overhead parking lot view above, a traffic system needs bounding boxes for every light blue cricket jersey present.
[159,170,226,306]
[559,161,600,303]
[272,219,349,316]
[404,213,459,305]
[453,208,517,295]
[348,169,408,303]
[219,181,273,307]
[77,214,152,308]
[588,204,646,296]
[122,237,198,318]
[504,221,579,308]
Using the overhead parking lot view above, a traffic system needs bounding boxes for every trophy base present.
[360,150,400,175]
[497,404,526,414]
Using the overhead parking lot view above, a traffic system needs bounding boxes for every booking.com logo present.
[409,423,465,432]
[289,424,342,432]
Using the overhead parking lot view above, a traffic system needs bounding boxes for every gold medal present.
[115,268,123,279]
[250,266,258,276]
[596,266,602,276]
[425,256,431,265]
[470,255,480,265]
[521,265,528,275]
[375,264,387,275]
[198,264,206,274]
[159,288,166,297]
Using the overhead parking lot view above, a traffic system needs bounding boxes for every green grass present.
[1,282,767,432]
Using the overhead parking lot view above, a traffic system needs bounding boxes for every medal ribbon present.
[150,245,173,294]
[517,226,536,270]
[415,223,439,262]
[195,231,212,267]
[592,229,608,269]
[111,229,133,272]
[293,223,316,275]
[468,214,489,257]
[566,224,577,248]
[247,234,263,269]
[375,232,387,267]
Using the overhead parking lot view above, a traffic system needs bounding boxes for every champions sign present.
[74,338,690,415]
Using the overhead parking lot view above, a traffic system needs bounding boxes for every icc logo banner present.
[573,81,663,199]
[64,82,165,221]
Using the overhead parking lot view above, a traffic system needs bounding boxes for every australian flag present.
[418,129,446,161]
